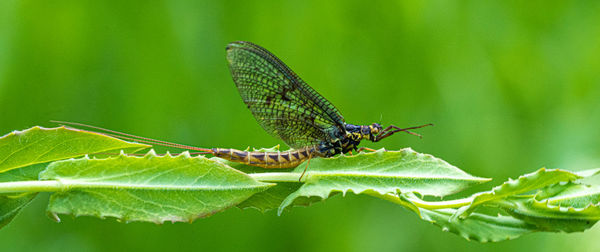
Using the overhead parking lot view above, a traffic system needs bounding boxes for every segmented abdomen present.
[211,146,320,168]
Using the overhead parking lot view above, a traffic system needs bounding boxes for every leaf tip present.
[48,211,61,223]
[477,177,493,183]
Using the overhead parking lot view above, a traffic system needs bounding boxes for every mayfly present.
[55,41,431,177]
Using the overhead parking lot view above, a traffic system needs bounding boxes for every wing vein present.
[226,41,346,148]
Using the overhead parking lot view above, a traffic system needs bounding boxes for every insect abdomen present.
[211,147,317,169]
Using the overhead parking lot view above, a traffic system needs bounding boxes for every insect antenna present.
[375,123,433,141]
[391,123,434,137]
[50,120,213,153]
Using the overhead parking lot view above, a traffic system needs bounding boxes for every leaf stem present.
[0,178,473,211]
[406,194,474,209]
[365,191,421,214]
[0,180,62,193]
[371,192,474,210]
[250,172,301,182]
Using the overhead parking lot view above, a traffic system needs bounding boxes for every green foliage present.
[0,193,36,228]
[278,148,489,215]
[536,183,600,207]
[419,208,538,242]
[41,152,273,223]
[0,127,149,228]
[0,126,149,173]
[499,197,597,232]
[455,168,600,218]
[0,127,600,242]
[0,163,46,228]
[3,1,599,250]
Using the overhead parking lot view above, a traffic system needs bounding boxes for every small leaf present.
[498,197,599,232]
[0,126,149,173]
[278,148,489,214]
[0,194,37,228]
[0,163,47,228]
[40,151,273,223]
[419,208,537,242]
[535,182,600,207]
[373,192,539,242]
[491,182,600,232]
[457,168,594,218]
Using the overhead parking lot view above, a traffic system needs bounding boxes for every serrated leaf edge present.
[456,168,585,218]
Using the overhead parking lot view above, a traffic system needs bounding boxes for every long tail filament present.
[50,120,213,153]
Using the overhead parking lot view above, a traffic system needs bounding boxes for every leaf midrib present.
[309,172,489,182]
[55,179,273,191]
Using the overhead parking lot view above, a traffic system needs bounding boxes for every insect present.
[55,41,431,177]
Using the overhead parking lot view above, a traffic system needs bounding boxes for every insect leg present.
[298,155,312,182]
[357,147,377,153]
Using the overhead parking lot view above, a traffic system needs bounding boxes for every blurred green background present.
[1,0,600,251]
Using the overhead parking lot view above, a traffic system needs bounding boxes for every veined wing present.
[226,41,345,149]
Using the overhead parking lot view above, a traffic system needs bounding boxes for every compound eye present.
[370,127,379,134]
[371,123,382,134]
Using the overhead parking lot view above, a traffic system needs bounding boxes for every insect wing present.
[226,41,345,148]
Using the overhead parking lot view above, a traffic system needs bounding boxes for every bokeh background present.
[1,0,600,251]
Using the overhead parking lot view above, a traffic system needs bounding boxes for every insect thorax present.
[317,123,378,157]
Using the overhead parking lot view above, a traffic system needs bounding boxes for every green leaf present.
[0,126,150,173]
[40,151,273,223]
[456,168,599,218]
[419,208,537,242]
[0,163,47,228]
[376,192,537,242]
[535,183,600,208]
[0,162,47,182]
[278,148,489,215]
[490,182,600,232]
[0,194,36,228]
[498,197,599,232]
